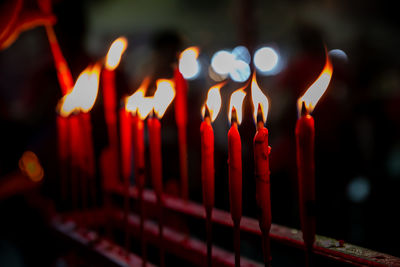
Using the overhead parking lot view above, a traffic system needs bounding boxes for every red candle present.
[200,82,224,267]
[251,73,272,267]
[296,51,333,266]
[56,114,69,202]
[174,67,189,200]
[103,37,127,150]
[148,79,175,267]
[227,88,246,267]
[120,107,132,185]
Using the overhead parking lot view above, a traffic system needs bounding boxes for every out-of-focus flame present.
[228,87,246,125]
[19,151,44,182]
[201,82,225,122]
[298,52,333,114]
[251,72,269,123]
[179,46,200,79]
[126,77,149,113]
[105,37,128,70]
[59,64,101,116]
[153,79,175,118]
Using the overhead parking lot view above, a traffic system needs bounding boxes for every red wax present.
[253,123,271,266]
[120,108,132,183]
[132,115,146,189]
[68,115,82,208]
[57,115,69,200]
[228,123,242,224]
[80,113,95,178]
[200,118,215,210]
[102,69,119,150]
[147,117,163,197]
[295,114,316,250]
[174,68,189,199]
[45,26,73,95]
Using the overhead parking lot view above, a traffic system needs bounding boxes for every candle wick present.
[204,104,211,119]
[301,101,309,116]
[231,107,238,125]
[256,103,264,124]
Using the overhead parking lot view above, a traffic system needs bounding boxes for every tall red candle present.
[174,67,189,200]
[56,114,69,203]
[296,51,333,266]
[251,74,272,267]
[227,88,246,267]
[201,83,223,267]
[103,37,127,150]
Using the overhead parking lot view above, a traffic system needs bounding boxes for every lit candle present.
[147,79,175,267]
[57,64,101,209]
[103,37,127,151]
[251,73,272,267]
[56,112,69,203]
[174,46,200,200]
[125,79,153,266]
[227,87,246,267]
[201,82,224,267]
[296,51,333,266]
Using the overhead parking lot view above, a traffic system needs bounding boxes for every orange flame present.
[153,79,176,119]
[125,77,150,114]
[298,52,333,114]
[105,37,128,70]
[179,46,200,62]
[228,86,246,125]
[202,82,225,122]
[251,72,269,124]
[58,64,101,116]
[19,151,44,182]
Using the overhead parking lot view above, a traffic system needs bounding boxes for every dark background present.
[1,0,400,266]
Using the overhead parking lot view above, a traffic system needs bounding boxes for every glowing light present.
[229,59,251,82]
[153,79,176,118]
[251,72,269,124]
[179,46,200,80]
[208,66,227,82]
[298,52,333,114]
[347,176,370,203]
[232,46,251,64]
[125,77,153,120]
[254,47,279,73]
[105,37,128,70]
[19,151,44,182]
[329,49,348,62]
[211,50,235,75]
[228,87,246,124]
[202,82,225,122]
[59,64,101,116]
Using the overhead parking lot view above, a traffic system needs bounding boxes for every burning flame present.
[298,52,333,114]
[251,72,269,124]
[19,151,44,182]
[228,87,246,125]
[125,77,154,120]
[153,79,176,118]
[105,37,128,70]
[179,46,200,79]
[59,64,101,116]
[201,82,225,122]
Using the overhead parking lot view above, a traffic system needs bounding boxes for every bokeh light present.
[254,47,279,73]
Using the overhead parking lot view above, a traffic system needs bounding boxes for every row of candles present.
[49,28,333,267]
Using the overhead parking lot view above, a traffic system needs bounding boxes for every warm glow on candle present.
[202,82,225,122]
[153,79,176,119]
[298,52,333,114]
[105,37,128,70]
[228,87,246,125]
[58,64,101,116]
[251,73,269,124]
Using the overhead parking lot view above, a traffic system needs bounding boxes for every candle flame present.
[298,51,333,114]
[58,64,101,116]
[125,77,153,120]
[105,37,128,70]
[228,87,246,125]
[251,72,269,124]
[202,82,225,122]
[153,79,176,119]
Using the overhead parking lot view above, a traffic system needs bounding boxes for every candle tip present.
[204,104,211,119]
[301,101,309,116]
[231,107,238,124]
[256,103,264,124]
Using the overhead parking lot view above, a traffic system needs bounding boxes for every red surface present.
[174,68,189,200]
[102,69,119,150]
[295,114,316,251]
[119,109,132,183]
[253,123,271,265]
[148,117,163,197]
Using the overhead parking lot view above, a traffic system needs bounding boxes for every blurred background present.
[1,0,400,266]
